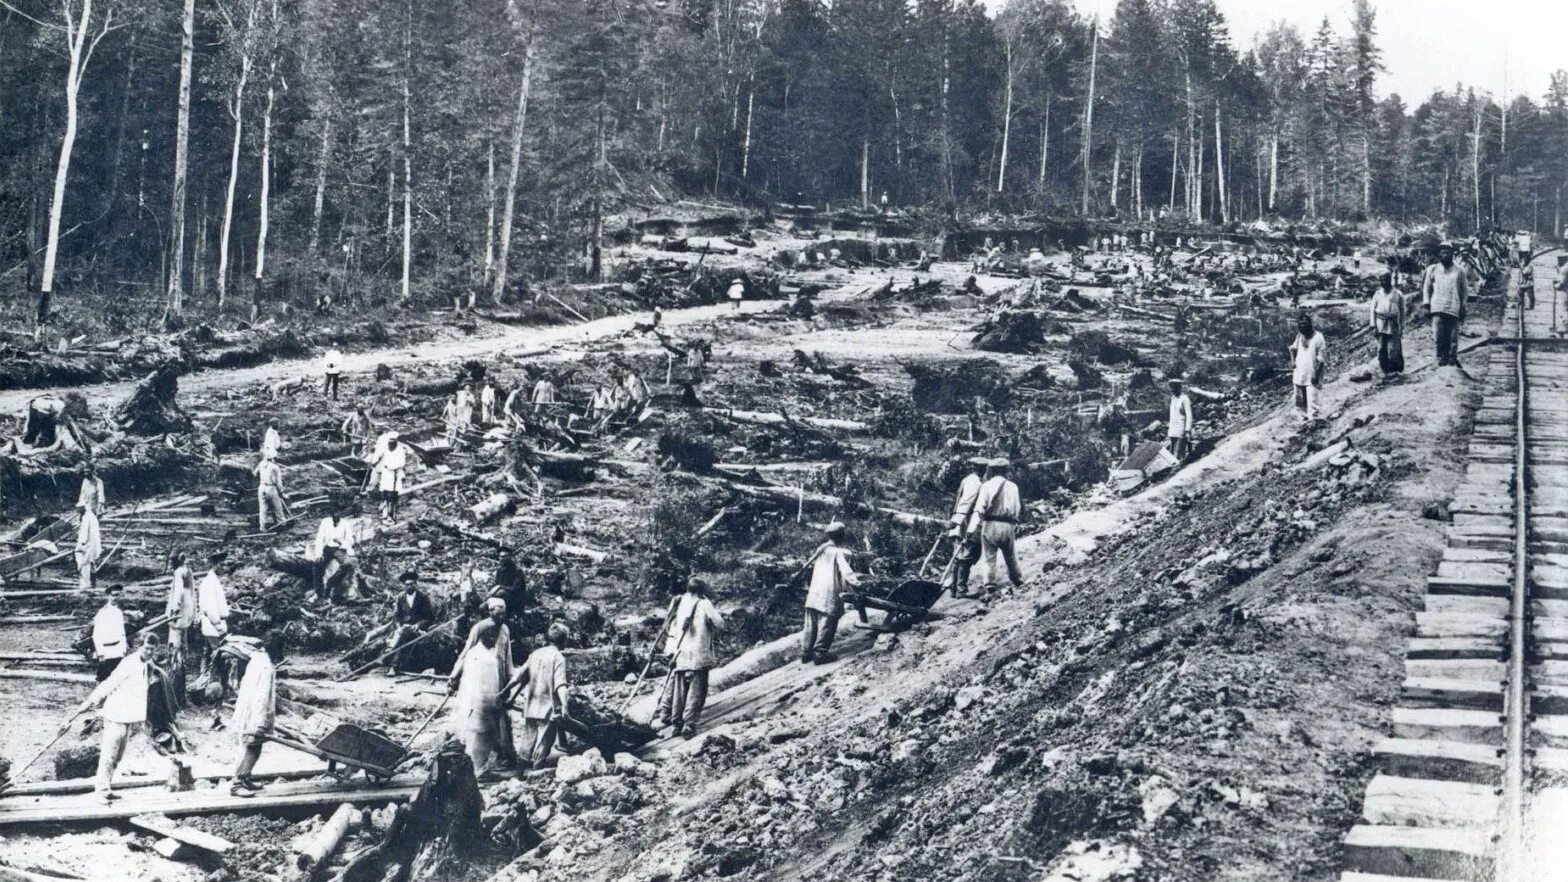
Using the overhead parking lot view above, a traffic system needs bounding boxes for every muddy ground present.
[0,226,1466,881]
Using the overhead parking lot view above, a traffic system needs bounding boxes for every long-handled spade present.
[617,596,680,717]
[0,706,88,796]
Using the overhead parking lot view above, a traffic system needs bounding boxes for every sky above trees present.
[998,0,1568,102]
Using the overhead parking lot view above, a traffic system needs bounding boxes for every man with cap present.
[1288,313,1328,423]
[75,499,102,590]
[1421,242,1470,367]
[727,276,745,312]
[801,521,860,664]
[322,348,343,401]
[78,631,174,802]
[310,510,359,601]
[658,577,726,738]
[386,571,436,675]
[1166,378,1195,459]
[968,458,1023,597]
[502,621,572,767]
[91,583,128,682]
[451,596,516,766]
[196,554,232,680]
[947,457,987,598]
[254,452,288,531]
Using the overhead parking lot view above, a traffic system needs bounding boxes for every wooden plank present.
[0,669,94,685]
[129,813,234,855]
[0,775,422,826]
[0,765,332,798]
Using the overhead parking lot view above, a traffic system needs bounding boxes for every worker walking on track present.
[658,577,725,738]
[1289,313,1328,422]
[801,522,860,664]
[1166,378,1195,459]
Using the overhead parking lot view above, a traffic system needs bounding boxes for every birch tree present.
[214,0,264,309]
[164,0,195,324]
[491,0,534,305]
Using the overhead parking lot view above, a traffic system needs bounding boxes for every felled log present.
[1114,303,1176,322]
[724,481,942,527]
[470,493,514,526]
[296,803,359,871]
[704,407,868,434]
[554,542,607,564]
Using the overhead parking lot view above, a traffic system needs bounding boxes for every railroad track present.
[1342,256,1568,882]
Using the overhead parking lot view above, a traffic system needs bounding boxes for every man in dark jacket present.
[386,572,436,675]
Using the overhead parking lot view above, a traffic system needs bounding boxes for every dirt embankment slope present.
[494,308,1494,882]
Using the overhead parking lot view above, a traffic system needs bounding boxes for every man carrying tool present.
[75,499,102,590]
[946,457,987,599]
[77,462,106,515]
[503,622,571,768]
[1421,242,1470,368]
[1288,313,1328,423]
[801,522,860,665]
[450,619,506,775]
[341,406,374,457]
[255,452,289,532]
[657,578,725,738]
[197,553,232,681]
[229,638,280,797]
[78,631,175,802]
[91,583,128,682]
[969,458,1024,599]
[386,571,436,675]
[1166,378,1195,459]
[165,550,198,673]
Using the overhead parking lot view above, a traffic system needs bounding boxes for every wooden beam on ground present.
[0,669,93,685]
[1,766,332,798]
[0,775,423,827]
[703,407,869,434]
[0,616,76,625]
[129,814,234,855]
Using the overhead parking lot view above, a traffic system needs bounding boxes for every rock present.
[890,739,922,763]
[1138,776,1181,828]
[1423,501,1451,521]
[613,752,650,776]
[758,775,790,801]
[153,837,195,861]
[561,775,634,812]
[695,733,737,757]
[954,685,986,712]
[555,752,609,784]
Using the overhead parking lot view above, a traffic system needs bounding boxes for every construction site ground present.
[0,232,1495,881]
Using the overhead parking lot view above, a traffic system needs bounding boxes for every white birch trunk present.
[1214,105,1227,224]
[1109,143,1120,210]
[254,60,277,284]
[166,0,195,321]
[492,45,533,305]
[482,142,495,299]
[37,0,104,331]
[1268,135,1278,212]
[309,117,331,256]
[1080,16,1098,215]
[996,44,1012,193]
[740,77,754,179]
[217,56,252,310]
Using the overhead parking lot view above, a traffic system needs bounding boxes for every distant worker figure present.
[479,379,497,424]
[1289,313,1328,423]
[75,499,102,590]
[341,406,374,457]
[1024,247,1049,298]
[323,348,343,400]
[530,375,557,412]
[969,458,1023,598]
[1166,378,1194,460]
[91,583,128,682]
[1555,256,1568,335]
[1421,243,1469,368]
[800,521,860,664]
[1514,230,1532,266]
[254,453,288,531]
[77,463,106,515]
[387,571,435,674]
[373,434,409,523]
[946,457,987,599]
[727,277,745,312]
[165,551,197,670]
[197,555,232,680]
[260,424,281,459]
[1369,272,1406,379]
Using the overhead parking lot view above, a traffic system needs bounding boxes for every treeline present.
[1,0,1565,328]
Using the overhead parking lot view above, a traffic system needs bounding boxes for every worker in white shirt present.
[727,277,745,312]
[229,639,280,797]
[77,462,106,515]
[78,631,171,802]
[946,457,987,598]
[479,380,497,424]
[91,583,129,682]
[801,522,860,664]
[1288,312,1328,422]
[260,424,281,459]
[530,375,557,412]
[658,577,726,738]
[373,433,410,523]
[1166,378,1195,459]
[165,550,197,670]
[197,555,232,681]
[254,453,288,531]
[323,348,343,400]
[968,458,1023,597]
[75,500,102,590]
[311,511,358,601]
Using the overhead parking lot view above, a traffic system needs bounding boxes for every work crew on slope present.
[1370,272,1406,380]
[970,458,1024,598]
[1166,378,1195,460]
[801,521,860,665]
[1288,312,1328,423]
[1421,242,1470,368]
[658,577,725,738]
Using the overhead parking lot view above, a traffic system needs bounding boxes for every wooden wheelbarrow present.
[265,723,405,784]
[844,577,946,634]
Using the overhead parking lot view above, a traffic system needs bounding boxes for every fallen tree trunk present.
[296,803,358,872]
[469,493,514,526]
[703,407,869,434]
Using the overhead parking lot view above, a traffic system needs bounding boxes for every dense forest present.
[1,0,1565,328]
